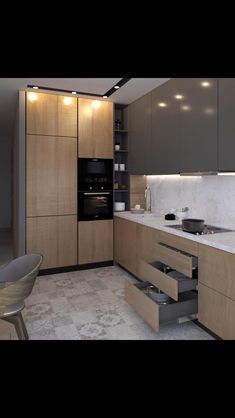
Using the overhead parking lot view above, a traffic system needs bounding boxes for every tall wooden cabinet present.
[26,92,78,269]
[78,98,113,158]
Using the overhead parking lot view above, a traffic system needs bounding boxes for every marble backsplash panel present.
[147,175,235,228]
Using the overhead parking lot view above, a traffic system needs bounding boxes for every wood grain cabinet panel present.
[26,135,77,217]
[114,217,137,275]
[199,244,235,301]
[198,283,235,340]
[78,98,113,158]
[78,220,113,264]
[26,92,77,137]
[136,224,159,275]
[26,215,77,269]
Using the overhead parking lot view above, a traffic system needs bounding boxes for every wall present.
[147,175,235,229]
[0,137,12,228]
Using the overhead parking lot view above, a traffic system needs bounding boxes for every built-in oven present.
[78,191,113,221]
[78,158,113,191]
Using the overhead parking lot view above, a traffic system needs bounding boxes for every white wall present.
[0,138,12,228]
[147,175,235,229]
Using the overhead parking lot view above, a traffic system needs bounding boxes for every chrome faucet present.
[145,185,151,213]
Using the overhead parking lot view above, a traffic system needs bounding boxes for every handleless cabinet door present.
[26,92,77,137]
[129,92,152,174]
[78,220,113,264]
[114,217,137,275]
[218,78,235,171]
[27,215,77,269]
[26,135,77,217]
[78,98,113,158]
[178,78,218,172]
[151,79,181,174]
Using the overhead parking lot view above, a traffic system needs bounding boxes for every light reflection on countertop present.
[114,211,235,254]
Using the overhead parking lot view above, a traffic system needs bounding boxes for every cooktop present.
[167,224,234,235]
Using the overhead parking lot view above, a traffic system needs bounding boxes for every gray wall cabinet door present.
[129,92,152,174]
[151,79,181,174]
[218,78,235,171]
[178,78,218,172]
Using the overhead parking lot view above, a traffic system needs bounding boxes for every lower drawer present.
[125,280,198,332]
[139,260,197,301]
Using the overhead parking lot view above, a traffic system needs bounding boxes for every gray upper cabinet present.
[178,78,218,172]
[129,78,219,175]
[151,79,181,174]
[218,78,235,171]
[129,92,152,174]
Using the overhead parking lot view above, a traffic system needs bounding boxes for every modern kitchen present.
[0,77,235,340]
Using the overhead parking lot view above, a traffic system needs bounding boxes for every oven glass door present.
[78,192,113,221]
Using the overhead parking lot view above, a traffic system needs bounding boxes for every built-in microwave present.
[78,191,113,221]
[78,158,113,191]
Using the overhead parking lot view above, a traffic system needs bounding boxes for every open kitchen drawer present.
[154,242,198,278]
[125,280,198,332]
[139,260,198,301]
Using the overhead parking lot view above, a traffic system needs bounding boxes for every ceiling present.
[0,78,170,139]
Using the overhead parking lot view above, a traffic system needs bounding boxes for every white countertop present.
[114,211,235,254]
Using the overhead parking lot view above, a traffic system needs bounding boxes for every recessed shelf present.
[114,170,129,173]
[114,130,128,133]
[114,150,128,153]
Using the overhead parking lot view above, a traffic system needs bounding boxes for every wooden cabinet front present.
[26,215,77,269]
[78,98,113,158]
[198,283,235,340]
[199,244,235,301]
[78,220,113,264]
[114,217,137,275]
[26,92,77,137]
[26,135,77,217]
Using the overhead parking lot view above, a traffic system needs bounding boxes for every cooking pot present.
[182,218,205,233]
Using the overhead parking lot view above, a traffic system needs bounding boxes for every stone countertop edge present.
[114,211,235,255]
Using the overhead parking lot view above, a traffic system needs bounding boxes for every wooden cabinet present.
[114,217,137,275]
[198,283,235,340]
[26,135,77,217]
[198,243,235,339]
[136,223,159,275]
[78,220,113,264]
[78,98,113,158]
[218,78,235,171]
[26,215,77,269]
[129,92,152,174]
[26,92,77,137]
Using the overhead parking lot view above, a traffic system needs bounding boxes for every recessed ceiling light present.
[181,105,191,111]
[158,102,167,107]
[71,91,77,95]
[63,97,72,105]
[201,81,211,87]
[103,95,108,99]
[174,94,183,100]
[114,85,120,89]
[32,86,38,90]
[28,92,38,102]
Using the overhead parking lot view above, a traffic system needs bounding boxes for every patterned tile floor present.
[23,265,214,340]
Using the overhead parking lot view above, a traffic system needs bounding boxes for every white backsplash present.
[147,175,235,228]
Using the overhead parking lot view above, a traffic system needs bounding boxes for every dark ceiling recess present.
[103,78,132,97]
[27,78,132,98]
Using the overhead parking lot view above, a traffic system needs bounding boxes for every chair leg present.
[4,312,29,340]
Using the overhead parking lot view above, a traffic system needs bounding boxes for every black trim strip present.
[192,319,222,340]
[104,78,132,97]
[38,260,114,276]
[27,78,132,99]
[27,85,103,97]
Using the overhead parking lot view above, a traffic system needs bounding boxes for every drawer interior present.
[149,262,198,293]
[130,280,198,325]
